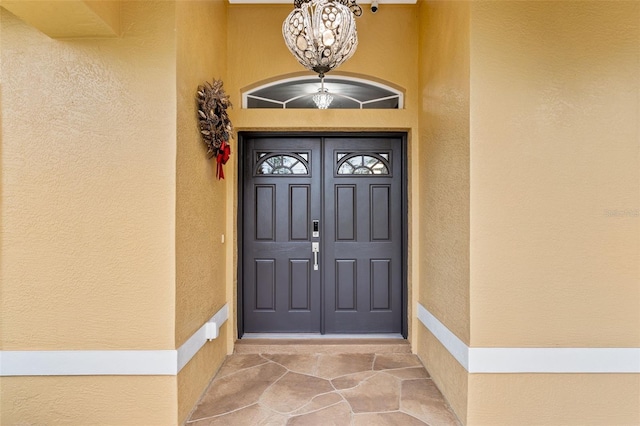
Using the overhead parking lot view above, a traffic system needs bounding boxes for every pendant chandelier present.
[313,76,333,109]
[283,0,362,79]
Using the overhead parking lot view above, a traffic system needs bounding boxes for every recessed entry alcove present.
[242,75,404,109]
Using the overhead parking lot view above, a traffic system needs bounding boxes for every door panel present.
[243,137,322,333]
[323,137,402,333]
[242,135,403,334]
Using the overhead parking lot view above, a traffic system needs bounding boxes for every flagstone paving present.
[187,352,461,425]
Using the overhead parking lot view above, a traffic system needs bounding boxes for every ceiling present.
[228,0,417,4]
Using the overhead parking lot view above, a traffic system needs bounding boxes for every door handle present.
[312,242,319,270]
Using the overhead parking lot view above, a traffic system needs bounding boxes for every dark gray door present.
[322,137,402,333]
[242,135,403,334]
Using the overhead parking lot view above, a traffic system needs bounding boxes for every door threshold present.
[241,333,404,340]
[235,334,410,354]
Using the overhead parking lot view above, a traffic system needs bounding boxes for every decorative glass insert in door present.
[255,152,310,175]
[336,152,390,175]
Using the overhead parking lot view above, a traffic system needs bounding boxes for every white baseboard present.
[4,302,637,376]
[417,302,640,374]
[0,303,228,376]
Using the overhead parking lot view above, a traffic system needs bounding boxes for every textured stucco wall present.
[418,323,469,423]
[0,0,120,38]
[417,1,470,422]
[468,373,640,426]
[1,2,178,424]
[84,0,121,35]
[418,0,470,343]
[0,1,176,351]
[177,326,228,423]
[175,0,229,423]
[175,0,227,352]
[417,1,639,424]
[470,0,640,349]
[466,1,640,424]
[0,376,177,425]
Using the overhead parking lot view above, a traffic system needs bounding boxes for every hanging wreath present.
[196,79,233,179]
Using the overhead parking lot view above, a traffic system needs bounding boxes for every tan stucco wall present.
[465,2,640,422]
[178,326,229,423]
[417,1,639,424]
[175,1,229,423]
[468,374,640,425]
[469,0,640,348]
[418,0,471,343]
[0,1,176,352]
[416,1,470,422]
[0,0,120,38]
[1,2,178,424]
[83,0,121,36]
[175,0,227,352]
[0,376,177,424]
[417,323,468,423]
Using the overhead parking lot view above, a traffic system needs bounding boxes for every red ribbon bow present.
[216,140,231,179]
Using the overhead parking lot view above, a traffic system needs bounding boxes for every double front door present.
[242,135,404,334]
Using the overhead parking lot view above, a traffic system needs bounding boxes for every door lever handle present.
[312,242,320,271]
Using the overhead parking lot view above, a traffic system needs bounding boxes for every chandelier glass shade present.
[313,77,333,108]
[313,89,333,109]
[283,0,360,78]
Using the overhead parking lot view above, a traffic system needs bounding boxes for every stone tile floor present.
[186,352,461,425]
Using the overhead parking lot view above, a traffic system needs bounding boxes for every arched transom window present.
[242,75,404,109]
